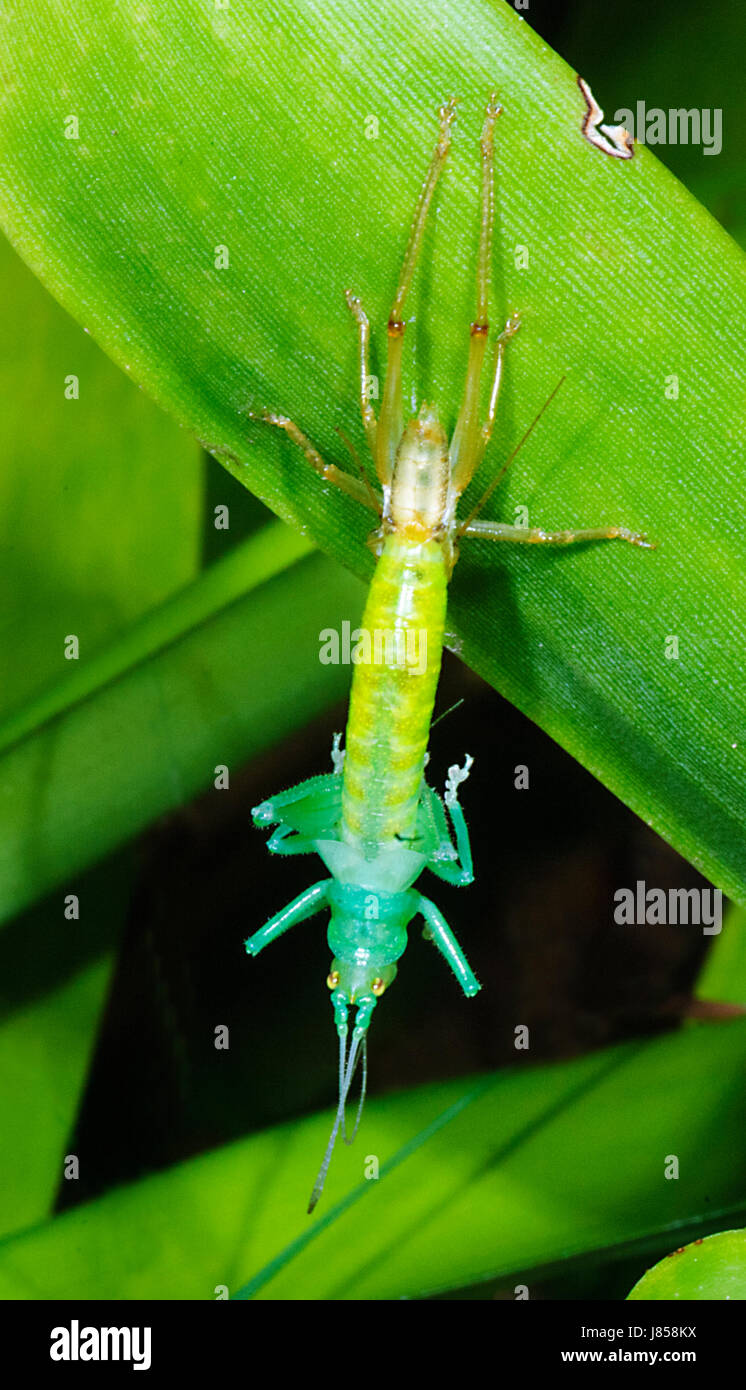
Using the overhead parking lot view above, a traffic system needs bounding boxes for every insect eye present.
[326,970,340,989]
[371,977,386,996]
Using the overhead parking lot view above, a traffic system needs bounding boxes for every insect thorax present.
[389,404,450,537]
[314,836,427,894]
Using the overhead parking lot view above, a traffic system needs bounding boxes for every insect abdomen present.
[341,532,447,854]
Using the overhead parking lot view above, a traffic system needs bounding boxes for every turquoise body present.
[245,531,479,1055]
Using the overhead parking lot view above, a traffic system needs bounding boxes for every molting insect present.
[244,94,652,1212]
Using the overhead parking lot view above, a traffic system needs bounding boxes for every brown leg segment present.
[461,519,654,548]
[248,410,379,511]
[345,290,378,458]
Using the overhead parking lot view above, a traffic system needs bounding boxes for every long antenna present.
[307,1030,365,1214]
[459,374,567,533]
[431,697,465,730]
[343,1037,367,1146]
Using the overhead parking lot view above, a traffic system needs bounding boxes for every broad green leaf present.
[0,1020,743,1299]
[0,233,200,1228]
[0,528,364,926]
[0,237,202,718]
[0,960,112,1237]
[0,231,358,927]
[1,0,745,905]
[628,1229,746,1300]
[0,851,135,1238]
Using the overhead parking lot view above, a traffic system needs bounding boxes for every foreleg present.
[245,880,331,956]
[426,757,475,886]
[247,409,377,511]
[416,894,480,997]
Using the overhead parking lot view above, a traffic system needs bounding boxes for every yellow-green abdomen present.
[341,532,447,855]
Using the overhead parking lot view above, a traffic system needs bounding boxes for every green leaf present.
[2,0,745,903]
[628,1229,746,1300]
[0,1020,744,1299]
[0,224,363,927]
[696,903,746,1006]
[0,237,202,720]
[0,851,135,1238]
[0,232,201,1225]
[0,959,112,1237]
[0,530,364,926]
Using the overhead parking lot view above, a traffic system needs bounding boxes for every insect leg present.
[376,97,457,488]
[344,291,378,457]
[453,313,523,506]
[248,410,378,511]
[416,894,481,997]
[449,95,505,495]
[265,823,319,855]
[441,759,476,885]
[460,519,654,548]
[244,879,331,956]
[458,376,567,533]
[425,760,476,886]
[450,99,524,499]
[252,771,341,828]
